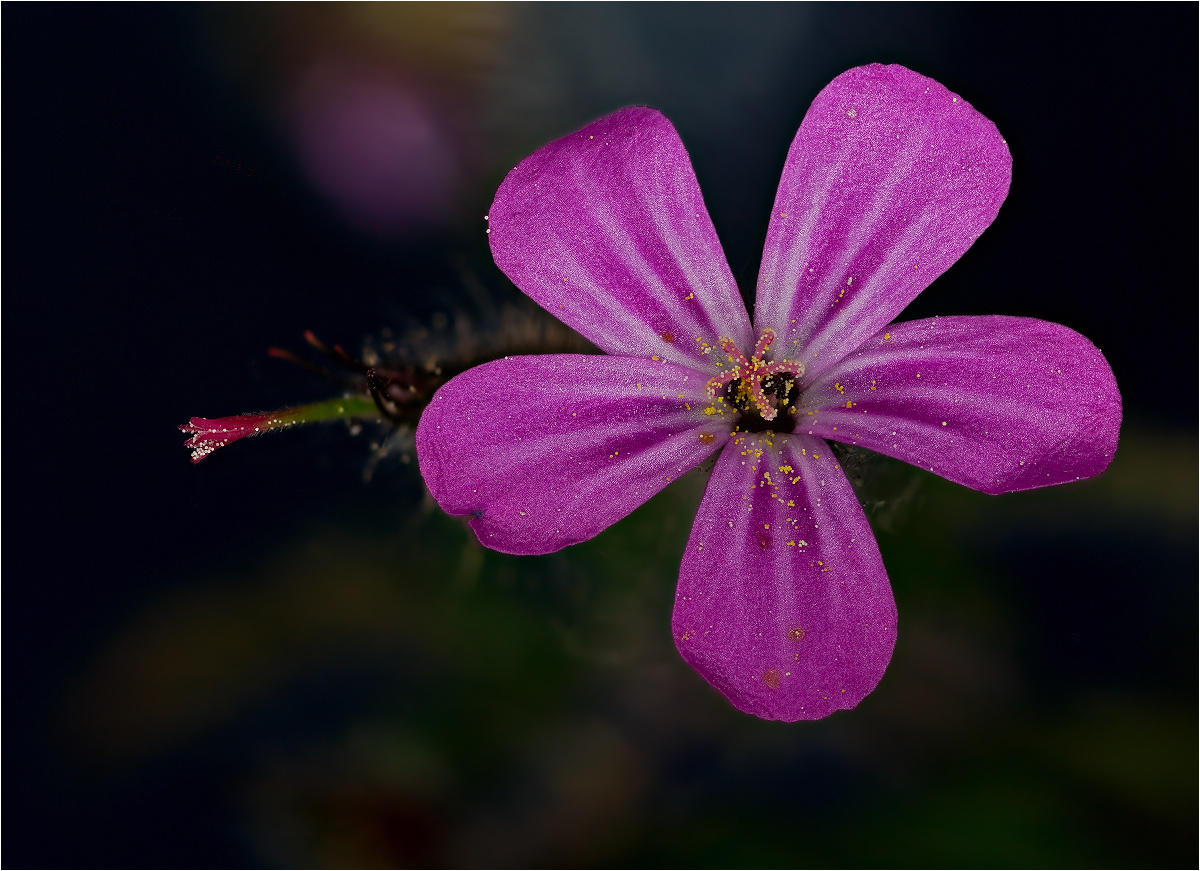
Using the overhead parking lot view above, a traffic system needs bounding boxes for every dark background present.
[5,4,1196,867]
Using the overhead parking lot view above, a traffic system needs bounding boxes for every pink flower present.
[415,65,1121,721]
[180,412,297,463]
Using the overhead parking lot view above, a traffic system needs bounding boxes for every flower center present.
[705,329,805,433]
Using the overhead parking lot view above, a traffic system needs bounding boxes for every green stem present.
[271,394,382,428]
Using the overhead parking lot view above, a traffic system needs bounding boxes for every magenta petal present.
[799,316,1122,494]
[488,107,753,369]
[755,64,1012,383]
[673,433,897,721]
[415,355,724,555]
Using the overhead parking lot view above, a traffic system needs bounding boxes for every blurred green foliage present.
[68,425,1196,866]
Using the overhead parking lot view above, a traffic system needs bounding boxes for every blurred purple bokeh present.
[289,62,461,232]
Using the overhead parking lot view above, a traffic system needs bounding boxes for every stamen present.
[718,337,750,369]
[702,330,806,425]
[764,359,806,380]
[705,368,741,397]
[749,376,779,421]
[753,328,776,360]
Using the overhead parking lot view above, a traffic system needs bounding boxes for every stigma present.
[705,329,806,422]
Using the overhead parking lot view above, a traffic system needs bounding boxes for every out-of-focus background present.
[5,4,1196,866]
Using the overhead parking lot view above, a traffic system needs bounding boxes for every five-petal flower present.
[415,64,1121,721]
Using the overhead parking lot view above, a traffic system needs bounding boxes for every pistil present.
[704,329,806,422]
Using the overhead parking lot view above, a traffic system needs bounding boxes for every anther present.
[703,330,806,422]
